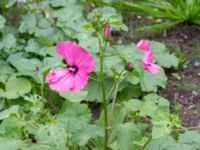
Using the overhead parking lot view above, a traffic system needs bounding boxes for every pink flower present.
[136,40,160,74]
[136,39,151,53]
[143,50,161,74]
[46,41,95,92]
[105,23,111,37]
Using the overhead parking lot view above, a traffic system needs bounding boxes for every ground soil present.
[120,23,200,127]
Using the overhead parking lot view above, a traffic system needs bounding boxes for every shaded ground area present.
[121,23,200,127]
[155,24,200,127]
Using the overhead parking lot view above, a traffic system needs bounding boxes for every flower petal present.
[137,39,151,52]
[56,41,78,66]
[46,68,75,92]
[56,41,95,73]
[71,69,89,92]
[74,48,95,73]
[143,50,153,63]
[143,62,160,74]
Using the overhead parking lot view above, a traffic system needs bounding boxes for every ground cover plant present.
[0,0,200,150]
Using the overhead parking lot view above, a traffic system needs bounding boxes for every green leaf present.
[152,114,172,139]
[25,39,43,55]
[193,19,200,25]
[49,0,68,7]
[0,137,23,150]
[0,78,32,99]
[123,99,142,113]
[154,53,179,68]
[118,83,142,101]
[139,21,180,32]
[116,122,144,150]
[113,44,143,69]
[2,33,16,49]
[133,136,149,147]
[78,34,99,54]
[98,103,126,129]
[6,0,17,8]
[178,131,200,149]
[84,78,114,102]
[59,91,88,102]
[144,136,179,150]
[151,41,179,68]
[0,116,23,139]
[57,101,103,146]
[140,93,170,118]
[70,124,104,146]
[42,56,63,71]
[140,69,167,92]
[57,101,91,124]
[0,62,15,83]
[8,53,42,82]
[125,71,140,85]
[19,14,37,34]
[0,105,19,120]
[110,1,166,17]
[37,36,53,47]
[104,55,124,76]
[0,15,6,28]
[35,124,67,150]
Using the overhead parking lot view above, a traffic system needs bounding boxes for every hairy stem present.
[107,80,120,129]
[98,37,108,150]
[107,71,126,129]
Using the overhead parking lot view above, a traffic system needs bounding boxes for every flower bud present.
[104,23,111,37]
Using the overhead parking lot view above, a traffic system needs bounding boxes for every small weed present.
[174,47,189,69]
[172,92,183,114]
[196,43,200,59]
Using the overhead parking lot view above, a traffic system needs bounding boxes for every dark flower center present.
[69,66,78,74]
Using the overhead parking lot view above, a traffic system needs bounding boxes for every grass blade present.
[138,21,181,32]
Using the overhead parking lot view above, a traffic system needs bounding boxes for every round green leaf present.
[0,15,6,28]
[59,91,88,102]
[0,78,32,99]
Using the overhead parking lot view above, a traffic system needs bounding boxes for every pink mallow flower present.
[104,23,111,37]
[136,40,160,74]
[46,41,95,92]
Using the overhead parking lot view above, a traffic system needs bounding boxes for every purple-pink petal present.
[74,48,95,73]
[71,70,89,92]
[143,50,153,63]
[143,63,161,74]
[56,41,77,66]
[136,39,151,53]
[46,68,74,92]
[56,41,95,73]
[136,39,160,74]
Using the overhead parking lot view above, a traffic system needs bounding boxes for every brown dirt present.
[119,23,200,127]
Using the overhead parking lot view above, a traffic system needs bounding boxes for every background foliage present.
[0,0,199,150]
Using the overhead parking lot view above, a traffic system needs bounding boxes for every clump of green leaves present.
[93,0,200,31]
[174,47,189,69]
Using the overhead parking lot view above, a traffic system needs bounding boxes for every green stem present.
[98,37,108,150]
[89,75,100,82]
[107,71,126,129]
[40,83,44,97]
[107,79,120,129]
